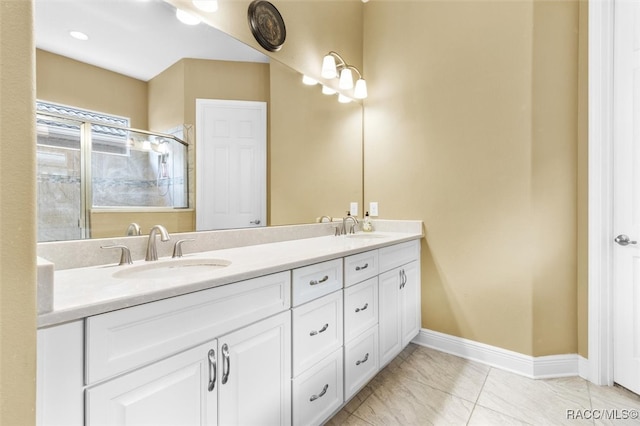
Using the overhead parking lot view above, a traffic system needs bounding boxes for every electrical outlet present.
[350,202,359,216]
[369,202,379,217]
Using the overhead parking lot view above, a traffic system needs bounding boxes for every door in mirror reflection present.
[196,99,267,230]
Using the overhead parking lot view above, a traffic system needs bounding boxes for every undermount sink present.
[345,233,387,239]
[112,258,231,280]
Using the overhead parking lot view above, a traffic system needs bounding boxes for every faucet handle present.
[172,239,195,258]
[101,245,133,265]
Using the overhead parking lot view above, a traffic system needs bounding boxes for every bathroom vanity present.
[36,221,423,426]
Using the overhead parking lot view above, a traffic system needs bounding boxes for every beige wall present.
[36,49,148,129]
[0,1,37,424]
[363,0,584,356]
[269,60,363,225]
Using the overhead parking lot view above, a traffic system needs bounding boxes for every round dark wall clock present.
[247,0,286,52]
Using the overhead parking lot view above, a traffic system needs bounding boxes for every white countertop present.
[38,231,422,328]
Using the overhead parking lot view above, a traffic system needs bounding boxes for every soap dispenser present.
[362,211,373,232]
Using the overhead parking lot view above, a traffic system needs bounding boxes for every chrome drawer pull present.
[356,353,370,366]
[221,344,230,385]
[355,303,369,313]
[355,263,369,271]
[309,384,329,402]
[310,275,329,286]
[207,349,216,392]
[309,323,329,336]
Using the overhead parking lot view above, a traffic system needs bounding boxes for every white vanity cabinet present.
[86,339,219,426]
[378,240,421,367]
[291,260,345,426]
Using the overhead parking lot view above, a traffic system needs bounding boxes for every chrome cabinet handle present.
[310,323,329,336]
[309,384,329,402]
[615,234,637,246]
[356,353,370,366]
[355,303,369,313]
[310,275,329,286]
[207,349,216,392]
[355,263,369,271]
[221,344,230,385]
[399,269,407,289]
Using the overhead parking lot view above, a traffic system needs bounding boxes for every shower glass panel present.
[36,115,84,242]
[91,128,187,208]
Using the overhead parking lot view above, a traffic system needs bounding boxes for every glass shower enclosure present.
[36,111,188,242]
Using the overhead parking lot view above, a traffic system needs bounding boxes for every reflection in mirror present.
[34,0,363,242]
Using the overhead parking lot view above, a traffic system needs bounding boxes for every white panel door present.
[218,311,291,426]
[196,99,266,230]
[400,261,421,347]
[613,0,640,395]
[86,340,218,426]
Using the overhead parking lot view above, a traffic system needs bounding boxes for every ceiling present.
[34,0,269,82]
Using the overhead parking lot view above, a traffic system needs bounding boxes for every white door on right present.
[613,0,640,395]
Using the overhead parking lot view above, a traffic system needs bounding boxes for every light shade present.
[176,8,201,25]
[338,94,352,103]
[354,78,368,99]
[339,68,354,90]
[321,55,338,79]
[302,75,318,85]
[322,85,337,95]
[192,0,218,12]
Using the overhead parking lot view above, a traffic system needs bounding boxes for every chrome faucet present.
[126,222,141,236]
[145,225,170,261]
[342,215,359,235]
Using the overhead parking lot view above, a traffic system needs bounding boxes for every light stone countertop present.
[38,230,423,328]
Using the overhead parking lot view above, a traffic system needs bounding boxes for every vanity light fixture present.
[322,85,337,95]
[302,75,318,85]
[338,94,353,103]
[321,51,367,99]
[192,0,219,12]
[176,8,201,25]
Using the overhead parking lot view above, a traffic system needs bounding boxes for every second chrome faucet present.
[146,224,170,261]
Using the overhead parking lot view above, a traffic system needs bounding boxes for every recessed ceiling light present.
[176,8,201,25]
[69,31,89,41]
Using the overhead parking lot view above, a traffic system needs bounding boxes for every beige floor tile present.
[352,370,474,425]
[344,385,375,414]
[589,383,640,425]
[467,405,533,425]
[324,408,374,426]
[477,368,592,425]
[394,345,490,403]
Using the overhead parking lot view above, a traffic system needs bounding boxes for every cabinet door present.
[378,268,402,367]
[218,311,291,426]
[86,340,218,426]
[401,261,421,347]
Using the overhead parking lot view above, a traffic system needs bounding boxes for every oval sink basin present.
[113,258,231,280]
[345,233,387,239]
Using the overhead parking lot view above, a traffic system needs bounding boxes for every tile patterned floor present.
[326,344,640,425]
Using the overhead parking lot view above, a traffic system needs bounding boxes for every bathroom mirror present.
[34,0,363,241]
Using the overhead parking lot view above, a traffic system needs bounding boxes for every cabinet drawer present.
[344,277,378,342]
[344,325,379,400]
[292,290,343,377]
[378,240,420,273]
[344,250,379,287]
[292,259,343,306]
[86,271,290,384]
[292,347,344,426]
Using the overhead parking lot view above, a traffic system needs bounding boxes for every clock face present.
[248,1,286,52]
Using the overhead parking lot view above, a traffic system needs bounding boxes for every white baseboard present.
[412,329,585,380]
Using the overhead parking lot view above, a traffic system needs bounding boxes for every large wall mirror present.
[34,0,363,242]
